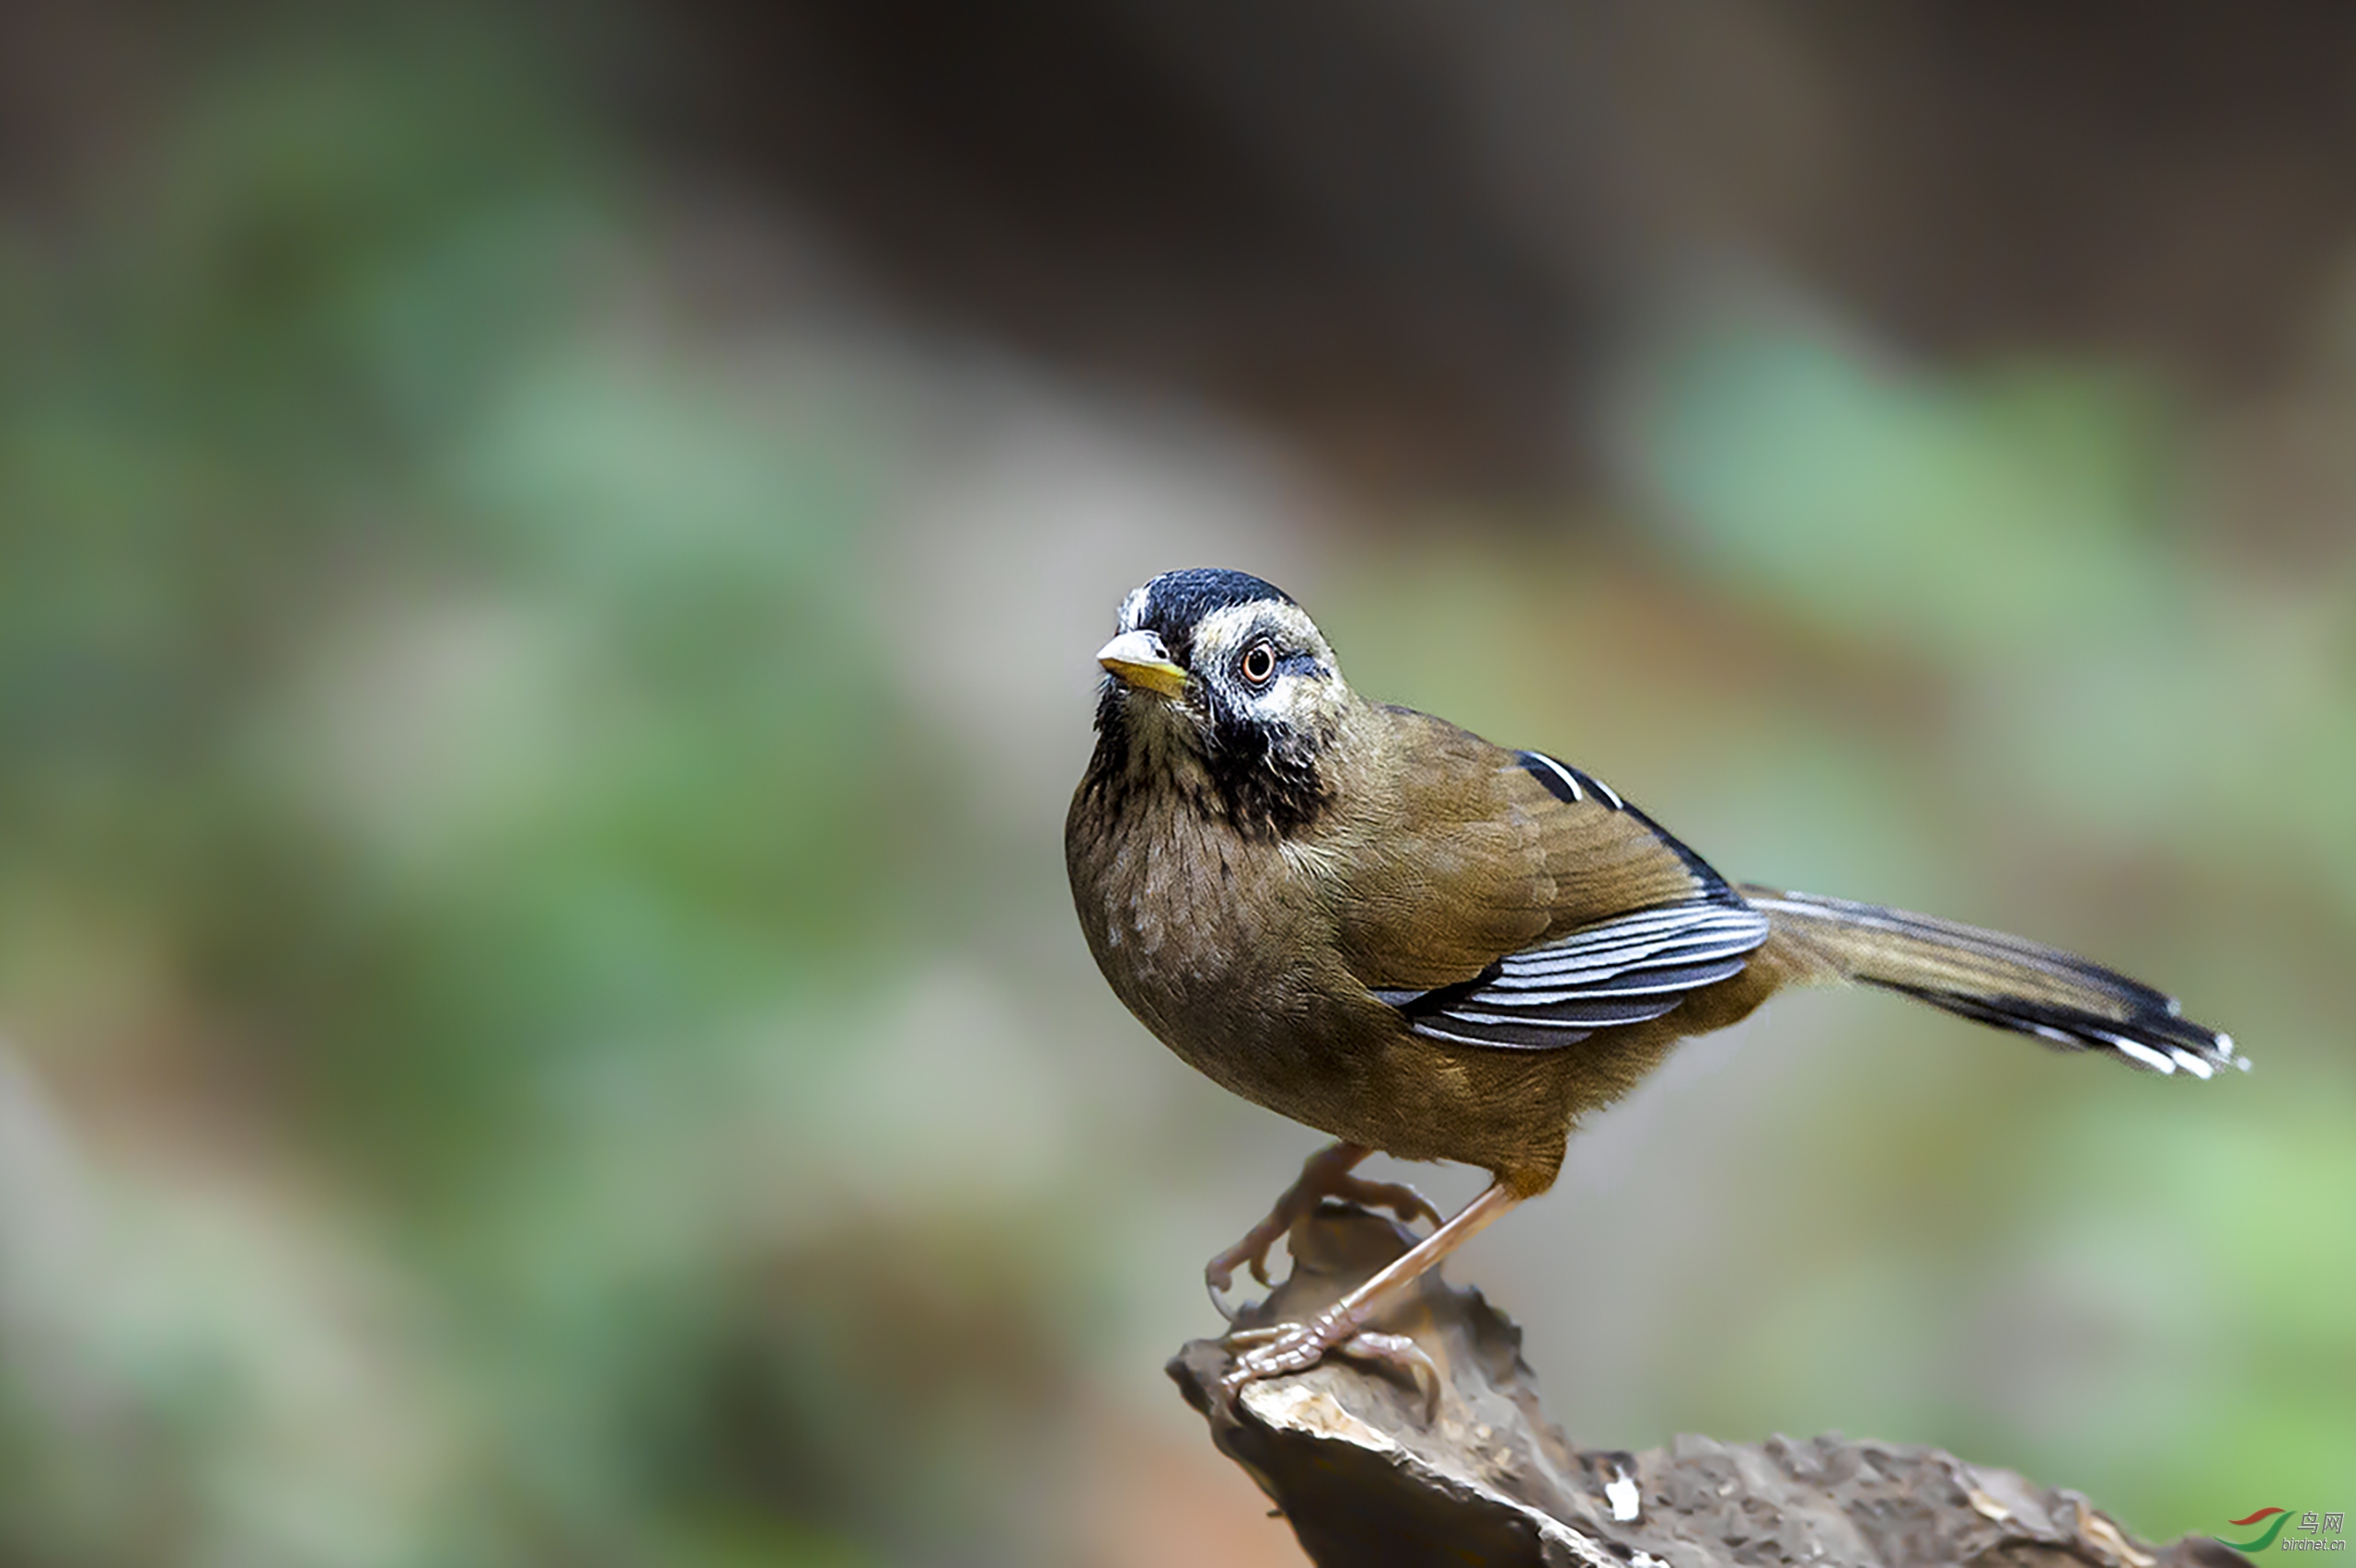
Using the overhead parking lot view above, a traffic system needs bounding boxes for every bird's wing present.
[1332,709,1767,1051]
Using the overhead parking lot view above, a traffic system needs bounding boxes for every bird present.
[1064,567,2243,1399]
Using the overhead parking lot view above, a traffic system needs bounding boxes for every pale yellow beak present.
[1095,629,1188,699]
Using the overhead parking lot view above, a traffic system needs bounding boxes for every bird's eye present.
[1240,641,1276,686]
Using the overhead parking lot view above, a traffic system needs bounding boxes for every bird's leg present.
[1205,1142,1443,1315]
[1221,1182,1522,1403]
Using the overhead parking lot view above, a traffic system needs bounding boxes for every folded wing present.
[1334,716,1770,1051]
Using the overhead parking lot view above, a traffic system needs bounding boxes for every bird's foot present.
[1221,1319,1440,1421]
[1205,1147,1440,1317]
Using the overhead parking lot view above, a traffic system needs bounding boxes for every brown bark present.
[1171,1205,2245,1568]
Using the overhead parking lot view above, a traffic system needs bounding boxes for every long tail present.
[1740,886,2246,1078]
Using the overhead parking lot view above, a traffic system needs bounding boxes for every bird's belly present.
[1069,795,1360,1104]
[1080,892,1577,1179]
[1151,991,1596,1188]
[1068,789,1589,1185]
[1080,876,1336,1109]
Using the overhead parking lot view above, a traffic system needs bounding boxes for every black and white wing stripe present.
[1513,749,1623,810]
[1380,899,1770,1051]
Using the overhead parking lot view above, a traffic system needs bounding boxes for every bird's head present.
[1090,568,1351,836]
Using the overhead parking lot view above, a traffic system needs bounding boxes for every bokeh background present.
[3,4,2352,1564]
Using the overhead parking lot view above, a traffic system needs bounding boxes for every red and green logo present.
[2222,1510,2293,1552]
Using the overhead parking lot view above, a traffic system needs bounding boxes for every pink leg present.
[1222,1182,1522,1399]
[1205,1142,1442,1314]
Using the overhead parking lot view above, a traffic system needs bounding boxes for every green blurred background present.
[2,5,2350,1564]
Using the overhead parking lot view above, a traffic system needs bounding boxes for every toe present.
[1357,1179,1441,1229]
[1336,1330,1441,1423]
[1220,1322,1323,1389]
[1222,1324,1288,1350]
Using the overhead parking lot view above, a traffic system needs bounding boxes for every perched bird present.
[1065,568,2243,1396]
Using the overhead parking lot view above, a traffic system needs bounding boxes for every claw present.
[1337,1330,1441,1422]
[1344,1181,1443,1232]
[1218,1321,1444,1424]
[1218,1182,1519,1431]
[1204,1144,1439,1315]
[1204,1210,1292,1305]
[1206,1224,1288,1319]
[1221,1320,1327,1387]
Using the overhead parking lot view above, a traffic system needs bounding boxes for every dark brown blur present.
[1,5,2350,1566]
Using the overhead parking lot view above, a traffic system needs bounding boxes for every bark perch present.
[1170,1204,2243,1568]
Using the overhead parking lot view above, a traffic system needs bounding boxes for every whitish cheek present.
[1245,682,1292,721]
[1260,674,1331,715]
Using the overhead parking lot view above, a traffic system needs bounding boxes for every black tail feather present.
[1743,886,2245,1078]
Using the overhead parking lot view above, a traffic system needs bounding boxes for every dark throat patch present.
[1084,682,1331,842]
[1202,705,1332,840]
